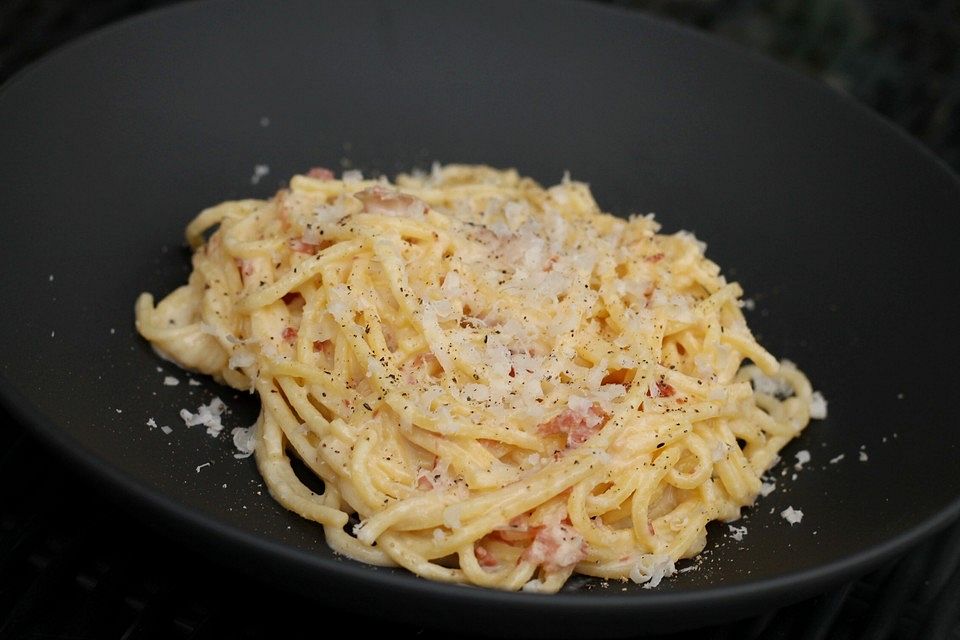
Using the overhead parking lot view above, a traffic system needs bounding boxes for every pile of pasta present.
[136,164,820,592]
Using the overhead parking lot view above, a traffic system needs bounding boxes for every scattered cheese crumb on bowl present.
[780,506,804,525]
[728,525,748,542]
[232,424,257,459]
[180,397,226,437]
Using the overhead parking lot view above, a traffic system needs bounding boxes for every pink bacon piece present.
[474,544,499,569]
[492,515,536,543]
[236,258,255,277]
[289,239,320,254]
[537,403,608,448]
[415,456,452,492]
[522,520,587,572]
[354,186,427,217]
[306,167,335,180]
[646,380,676,398]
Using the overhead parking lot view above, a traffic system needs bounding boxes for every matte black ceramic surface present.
[1,1,958,636]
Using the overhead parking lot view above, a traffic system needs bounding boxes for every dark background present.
[1,1,958,639]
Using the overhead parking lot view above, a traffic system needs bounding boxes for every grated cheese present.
[521,579,546,593]
[750,369,795,398]
[780,506,803,525]
[232,425,257,459]
[629,554,676,589]
[809,391,828,419]
[180,397,227,437]
[250,164,270,185]
[442,504,463,529]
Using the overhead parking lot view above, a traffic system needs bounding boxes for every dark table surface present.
[1,1,959,638]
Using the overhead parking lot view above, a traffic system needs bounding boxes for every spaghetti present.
[135,164,822,592]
